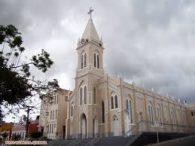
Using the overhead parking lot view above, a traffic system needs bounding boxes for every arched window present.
[170,107,176,124]
[80,87,83,105]
[93,87,96,104]
[114,95,118,108]
[111,95,119,109]
[55,110,58,119]
[81,55,83,69]
[70,105,73,117]
[97,55,99,68]
[126,99,133,123]
[84,86,87,104]
[148,101,154,125]
[102,101,105,123]
[111,96,114,109]
[94,53,100,68]
[126,99,129,110]
[84,53,87,67]
[165,105,168,121]
[156,103,163,125]
[94,53,96,67]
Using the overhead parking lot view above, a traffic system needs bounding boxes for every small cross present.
[88,7,94,18]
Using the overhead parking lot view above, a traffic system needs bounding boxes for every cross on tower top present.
[88,7,94,19]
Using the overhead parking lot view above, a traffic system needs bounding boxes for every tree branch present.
[10,62,33,69]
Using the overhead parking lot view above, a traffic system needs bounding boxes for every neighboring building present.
[10,119,39,140]
[65,15,195,139]
[39,89,70,139]
[11,124,26,139]
[28,119,39,135]
[0,122,13,140]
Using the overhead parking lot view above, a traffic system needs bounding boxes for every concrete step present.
[48,136,132,146]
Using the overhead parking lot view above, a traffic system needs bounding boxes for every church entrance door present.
[81,113,87,139]
[112,115,120,136]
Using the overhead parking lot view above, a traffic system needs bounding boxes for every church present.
[64,12,195,139]
[39,11,195,140]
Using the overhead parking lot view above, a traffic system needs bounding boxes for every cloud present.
[1,0,195,106]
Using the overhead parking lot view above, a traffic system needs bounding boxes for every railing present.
[124,120,143,137]
[124,120,190,136]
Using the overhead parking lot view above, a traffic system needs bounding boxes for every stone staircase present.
[47,132,193,146]
[48,136,133,146]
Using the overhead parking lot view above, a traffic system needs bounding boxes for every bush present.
[12,134,21,140]
[30,132,43,139]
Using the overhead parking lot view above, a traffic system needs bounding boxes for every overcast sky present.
[1,0,195,109]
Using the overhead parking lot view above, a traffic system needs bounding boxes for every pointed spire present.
[81,8,100,42]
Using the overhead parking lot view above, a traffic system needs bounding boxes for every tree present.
[0,25,59,119]
[2,132,8,140]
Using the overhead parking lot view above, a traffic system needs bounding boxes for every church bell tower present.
[72,8,105,138]
[76,9,104,77]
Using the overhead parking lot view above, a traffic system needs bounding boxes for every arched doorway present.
[93,118,98,137]
[112,115,120,136]
[81,113,87,138]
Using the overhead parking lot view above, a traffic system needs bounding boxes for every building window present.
[84,53,87,67]
[97,55,99,68]
[50,111,52,120]
[80,87,83,105]
[55,110,58,119]
[126,99,133,123]
[81,55,83,69]
[111,96,114,109]
[148,101,154,125]
[111,95,119,109]
[126,99,128,110]
[156,103,163,125]
[81,53,87,69]
[93,87,96,104]
[191,111,195,116]
[56,94,58,104]
[114,95,118,108]
[94,53,96,67]
[102,101,105,123]
[94,53,100,68]
[84,86,87,104]
[70,105,73,117]
[52,111,55,119]
[170,108,176,124]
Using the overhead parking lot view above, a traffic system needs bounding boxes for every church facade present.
[64,16,195,139]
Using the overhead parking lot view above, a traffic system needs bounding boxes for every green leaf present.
[14,52,19,57]
[12,36,22,47]
[19,47,25,52]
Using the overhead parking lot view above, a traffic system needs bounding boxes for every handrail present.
[124,120,143,137]
[124,120,190,137]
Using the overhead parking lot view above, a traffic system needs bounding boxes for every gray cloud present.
[0,0,195,103]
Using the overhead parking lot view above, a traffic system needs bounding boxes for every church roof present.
[81,18,100,42]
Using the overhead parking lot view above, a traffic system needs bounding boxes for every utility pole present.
[25,106,34,139]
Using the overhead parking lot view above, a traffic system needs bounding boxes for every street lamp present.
[154,121,160,143]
